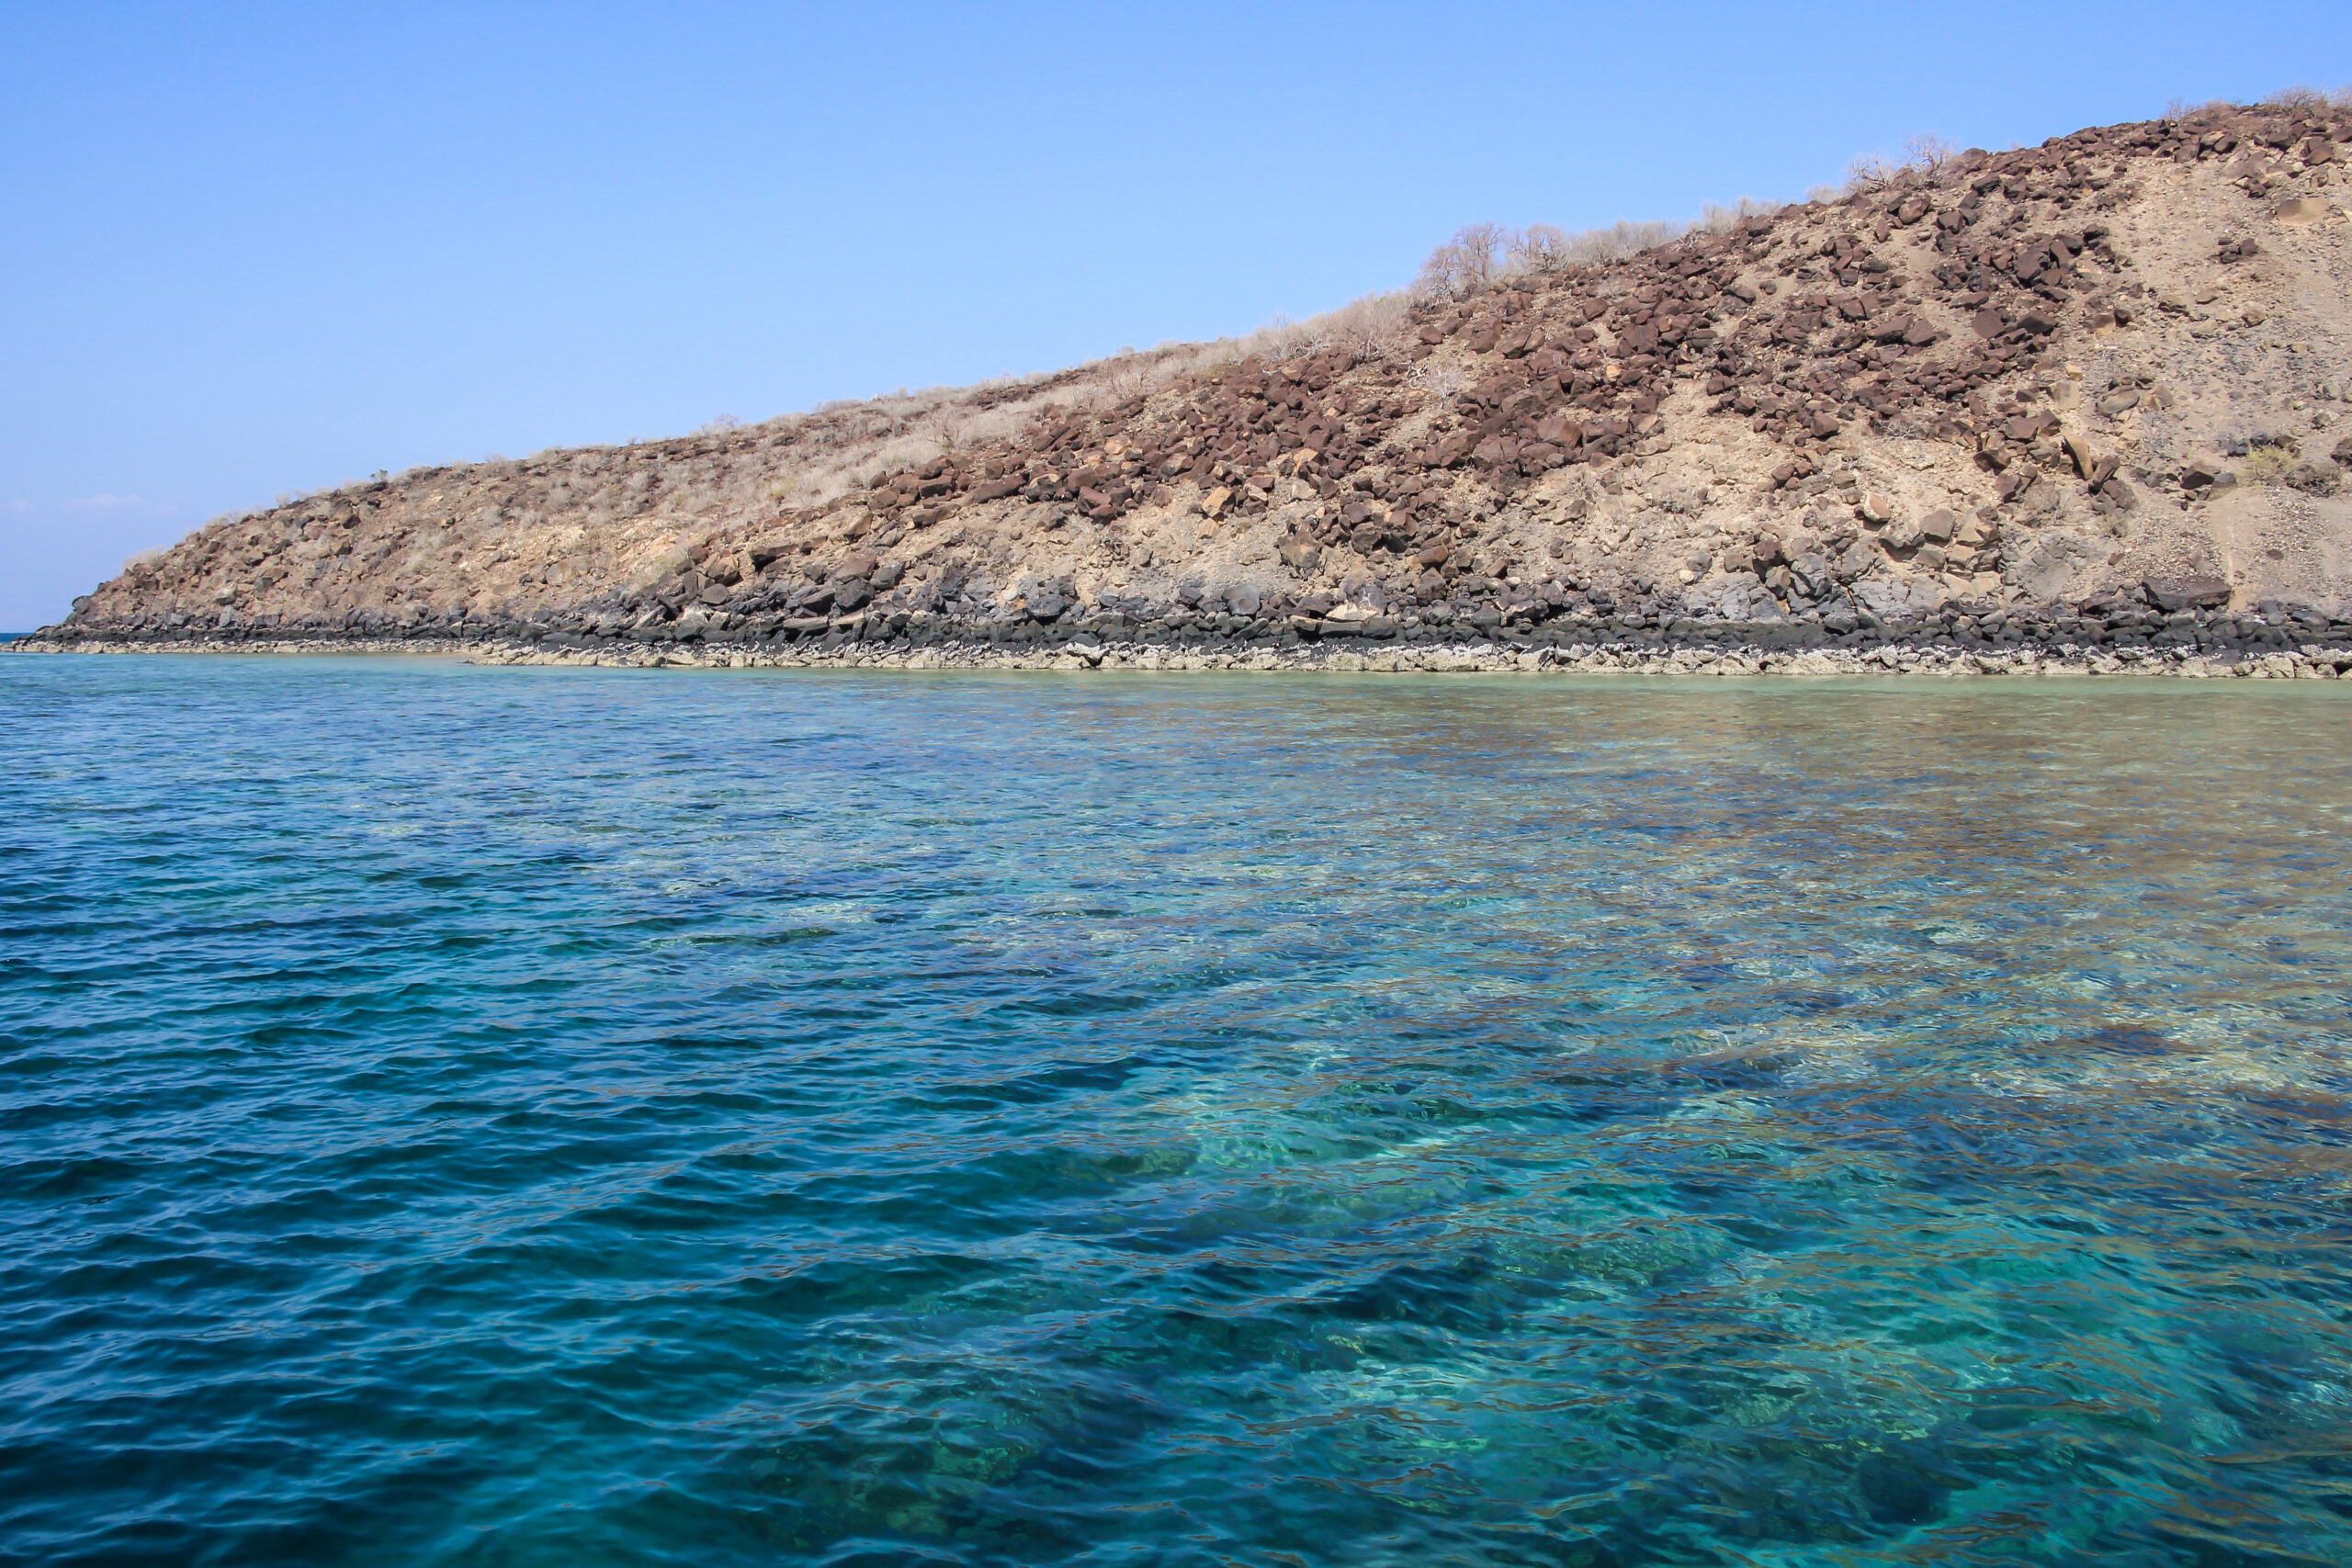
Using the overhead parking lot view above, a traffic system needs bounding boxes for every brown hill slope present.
[23,101,2352,669]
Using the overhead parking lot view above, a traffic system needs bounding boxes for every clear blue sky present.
[3,2,2343,628]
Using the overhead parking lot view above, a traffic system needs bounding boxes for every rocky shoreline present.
[30,101,2352,671]
[12,601,2349,679]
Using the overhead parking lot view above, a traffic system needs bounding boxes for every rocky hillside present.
[24,101,2352,665]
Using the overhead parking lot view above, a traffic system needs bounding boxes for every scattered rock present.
[2063,435,2120,488]
[2145,576,2231,611]
[2285,460,2341,495]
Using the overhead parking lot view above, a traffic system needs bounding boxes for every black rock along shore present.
[13,596,2352,680]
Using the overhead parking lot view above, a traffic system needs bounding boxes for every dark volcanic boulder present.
[2144,576,2230,611]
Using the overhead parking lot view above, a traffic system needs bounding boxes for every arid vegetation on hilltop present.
[29,92,2352,668]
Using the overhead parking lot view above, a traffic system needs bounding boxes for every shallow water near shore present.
[5,656,2352,1566]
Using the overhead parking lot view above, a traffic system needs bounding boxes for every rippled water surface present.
[6,657,2352,1566]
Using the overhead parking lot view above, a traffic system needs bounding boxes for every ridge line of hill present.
[17,100,2352,674]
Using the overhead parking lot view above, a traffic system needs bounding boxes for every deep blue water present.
[6,655,2352,1567]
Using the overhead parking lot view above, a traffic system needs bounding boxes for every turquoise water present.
[6,657,2352,1567]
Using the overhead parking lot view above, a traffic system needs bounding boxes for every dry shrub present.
[1416,205,1782,300]
[1844,131,1963,195]
[1416,222,1509,299]
[2242,438,2300,483]
[1699,197,1781,231]
[1903,133,1962,175]
[1408,363,1464,400]
[1562,219,1686,265]
[2261,85,2333,113]
[1844,152,1905,193]
[1508,223,1570,273]
[1317,291,1411,359]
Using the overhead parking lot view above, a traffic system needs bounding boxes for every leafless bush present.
[1699,197,1781,231]
[1845,132,1963,195]
[1408,363,1464,400]
[1844,152,1905,193]
[1458,222,1509,284]
[1419,205,1781,297]
[1903,133,1962,175]
[2261,85,2332,112]
[1319,290,1410,359]
[1096,351,1158,404]
[951,403,1034,447]
[930,414,967,452]
[1248,315,1305,358]
[1415,243,1465,299]
[1180,291,1413,368]
[1562,219,1686,265]
[1416,221,1510,298]
[1508,222,1570,273]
